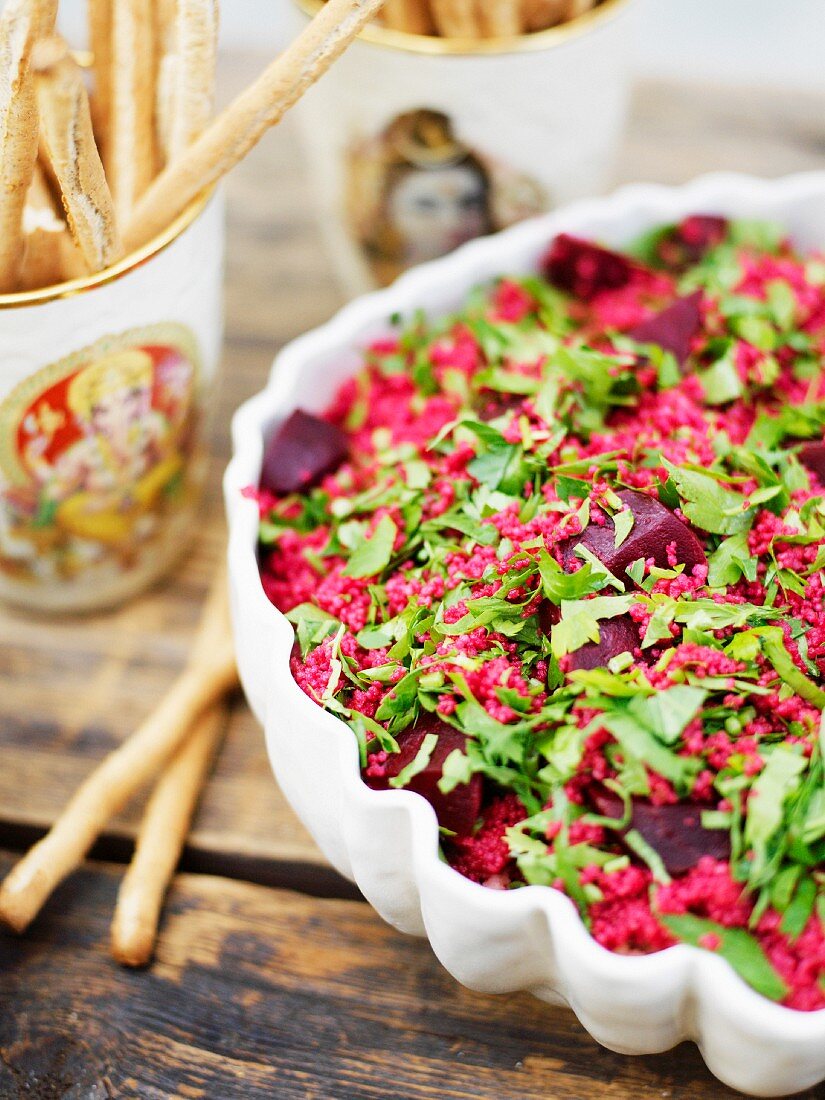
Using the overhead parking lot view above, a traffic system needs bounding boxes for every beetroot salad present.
[254,216,825,1010]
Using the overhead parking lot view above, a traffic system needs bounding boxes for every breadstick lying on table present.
[111,702,228,968]
[429,0,481,37]
[166,0,219,160]
[0,570,238,935]
[382,0,434,35]
[34,39,123,273]
[108,0,158,223]
[0,0,59,291]
[123,0,387,253]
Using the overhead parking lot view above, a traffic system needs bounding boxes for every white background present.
[56,0,825,92]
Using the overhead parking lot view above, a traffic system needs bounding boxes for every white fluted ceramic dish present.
[225,172,825,1098]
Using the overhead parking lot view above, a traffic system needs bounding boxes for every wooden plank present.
[1,70,825,888]
[2,852,813,1100]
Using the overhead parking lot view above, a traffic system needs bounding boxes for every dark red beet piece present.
[260,409,348,496]
[542,233,636,301]
[477,391,524,422]
[568,615,640,671]
[537,600,559,636]
[364,713,482,836]
[798,441,825,486]
[559,489,706,586]
[627,290,703,368]
[655,215,728,271]
[538,603,639,670]
[590,787,730,876]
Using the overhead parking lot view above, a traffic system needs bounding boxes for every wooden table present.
[2,64,824,1098]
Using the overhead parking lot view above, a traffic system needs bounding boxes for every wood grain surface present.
[3,852,819,1100]
[1,59,825,1098]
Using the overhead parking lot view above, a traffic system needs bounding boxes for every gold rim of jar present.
[295,0,634,56]
[0,188,213,310]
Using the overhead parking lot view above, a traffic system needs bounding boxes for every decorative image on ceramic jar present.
[289,0,640,294]
[0,190,224,614]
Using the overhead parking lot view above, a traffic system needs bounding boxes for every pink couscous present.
[254,216,825,1010]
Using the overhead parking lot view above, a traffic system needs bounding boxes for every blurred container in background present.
[290,0,640,293]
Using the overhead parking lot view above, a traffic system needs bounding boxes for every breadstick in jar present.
[0,0,59,291]
[88,0,113,155]
[522,0,566,31]
[430,0,481,38]
[479,0,522,37]
[19,163,86,289]
[34,39,123,273]
[382,0,434,35]
[167,0,219,160]
[108,0,158,221]
[563,0,596,19]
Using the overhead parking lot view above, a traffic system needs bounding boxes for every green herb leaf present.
[389,733,438,789]
[343,514,398,578]
[613,506,634,548]
[697,345,745,405]
[626,685,707,745]
[538,549,605,604]
[662,459,752,535]
[659,913,789,1001]
[707,532,758,586]
[551,595,636,658]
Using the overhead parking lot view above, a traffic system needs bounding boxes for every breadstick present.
[154,0,180,164]
[562,0,595,19]
[0,570,237,934]
[429,0,481,37]
[34,40,123,273]
[108,0,158,222]
[522,0,566,31]
[156,0,179,47]
[382,0,434,35]
[0,0,59,291]
[156,51,179,166]
[123,0,387,253]
[167,0,219,160]
[111,702,227,968]
[478,0,522,36]
[19,163,86,289]
[87,0,113,156]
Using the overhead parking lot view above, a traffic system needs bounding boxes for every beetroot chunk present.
[261,409,348,496]
[560,489,706,585]
[542,234,636,301]
[568,615,640,671]
[538,603,639,671]
[654,215,728,271]
[798,441,825,486]
[628,290,703,369]
[590,787,730,876]
[537,600,559,637]
[364,714,482,836]
[477,391,524,422]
